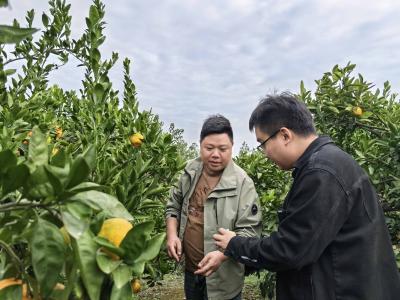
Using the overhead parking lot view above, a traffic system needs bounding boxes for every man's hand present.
[166,235,182,262]
[213,228,236,250]
[194,250,228,277]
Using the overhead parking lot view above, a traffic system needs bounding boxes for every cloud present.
[1,0,400,154]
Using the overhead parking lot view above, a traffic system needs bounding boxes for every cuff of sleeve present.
[165,213,179,220]
[224,236,260,268]
[224,236,241,260]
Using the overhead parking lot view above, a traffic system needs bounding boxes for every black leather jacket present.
[226,136,400,300]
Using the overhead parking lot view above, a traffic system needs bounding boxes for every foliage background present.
[0,0,399,299]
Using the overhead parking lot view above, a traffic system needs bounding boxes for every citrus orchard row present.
[0,1,398,300]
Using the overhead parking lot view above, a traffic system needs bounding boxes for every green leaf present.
[61,202,92,239]
[110,282,132,300]
[300,80,306,96]
[44,165,63,195]
[0,25,38,44]
[42,13,49,27]
[354,149,365,159]
[96,249,122,274]
[50,148,68,168]
[112,264,131,289]
[93,236,125,258]
[94,83,105,103]
[138,199,163,210]
[68,182,104,194]
[134,233,165,263]
[138,158,153,178]
[0,284,22,300]
[144,186,168,197]
[0,0,9,8]
[2,164,30,194]
[28,126,48,169]
[163,133,172,144]
[327,106,340,114]
[75,230,105,300]
[31,218,66,298]
[82,145,96,170]
[387,121,398,134]
[120,221,154,264]
[46,163,70,189]
[359,111,373,119]
[4,69,16,76]
[89,5,100,24]
[131,261,145,276]
[0,149,17,174]
[70,191,133,220]
[66,156,90,189]
[25,166,54,199]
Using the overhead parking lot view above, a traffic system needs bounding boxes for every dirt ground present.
[138,273,262,300]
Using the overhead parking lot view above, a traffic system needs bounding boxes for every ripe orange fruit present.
[131,279,141,293]
[129,133,144,148]
[352,106,363,117]
[97,218,133,260]
[55,127,63,139]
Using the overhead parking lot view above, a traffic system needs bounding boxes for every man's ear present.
[280,127,293,144]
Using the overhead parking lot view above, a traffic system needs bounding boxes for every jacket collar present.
[184,157,237,190]
[292,135,333,177]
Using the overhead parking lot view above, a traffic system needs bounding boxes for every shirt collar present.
[292,135,333,177]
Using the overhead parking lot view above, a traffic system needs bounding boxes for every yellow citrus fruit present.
[131,279,141,294]
[98,218,133,247]
[54,283,65,291]
[60,226,71,245]
[0,278,31,300]
[98,218,133,260]
[352,106,363,117]
[55,127,63,139]
[129,133,144,148]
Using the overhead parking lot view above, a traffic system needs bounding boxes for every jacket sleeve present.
[165,174,185,222]
[233,176,262,238]
[225,169,351,271]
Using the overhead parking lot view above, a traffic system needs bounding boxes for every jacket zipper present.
[213,199,219,227]
[310,275,315,300]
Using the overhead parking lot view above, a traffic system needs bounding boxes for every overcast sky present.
[2,0,400,154]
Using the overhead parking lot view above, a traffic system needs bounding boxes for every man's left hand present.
[213,227,236,250]
[194,250,228,277]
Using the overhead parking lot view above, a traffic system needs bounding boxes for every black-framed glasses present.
[257,129,280,151]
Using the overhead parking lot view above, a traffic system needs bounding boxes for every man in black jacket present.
[197,93,400,299]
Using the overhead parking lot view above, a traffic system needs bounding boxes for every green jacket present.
[166,158,262,300]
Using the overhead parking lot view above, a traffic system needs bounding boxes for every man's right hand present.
[166,235,182,262]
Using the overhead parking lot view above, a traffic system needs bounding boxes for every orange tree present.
[234,145,290,299]
[0,0,189,298]
[300,63,399,249]
[236,63,400,299]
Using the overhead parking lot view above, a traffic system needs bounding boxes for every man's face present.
[255,126,292,170]
[200,133,233,175]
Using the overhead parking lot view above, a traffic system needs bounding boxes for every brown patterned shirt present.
[183,174,213,272]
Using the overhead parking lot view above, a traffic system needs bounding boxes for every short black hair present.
[200,114,233,143]
[249,92,316,136]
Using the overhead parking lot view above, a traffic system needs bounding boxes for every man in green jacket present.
[165,114,262,300]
